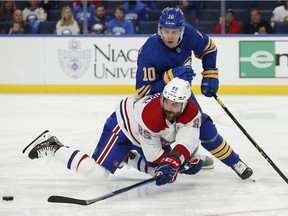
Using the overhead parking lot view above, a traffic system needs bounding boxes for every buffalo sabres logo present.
[58,39,91,78]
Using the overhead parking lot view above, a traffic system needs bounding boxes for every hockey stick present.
[48,177,156,205]
[48,166,189,205]
[213,94,288,184]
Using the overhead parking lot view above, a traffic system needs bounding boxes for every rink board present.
[0,35,288,94]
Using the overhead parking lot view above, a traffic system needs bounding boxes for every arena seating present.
[38,21,57,34]
[9,0,285,34]
[274,22,288,33]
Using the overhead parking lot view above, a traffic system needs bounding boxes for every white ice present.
[0,94,288,216]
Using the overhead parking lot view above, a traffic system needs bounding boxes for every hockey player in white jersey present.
[23,78,203,186]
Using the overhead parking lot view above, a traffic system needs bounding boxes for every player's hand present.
[201,69,219,97]
[155,154,181,186]
[180,156,203,175]
[172,66,196,83]
[163,66,196,84]
[258,26,267,34]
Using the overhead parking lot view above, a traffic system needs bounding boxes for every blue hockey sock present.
[200,116,239,166]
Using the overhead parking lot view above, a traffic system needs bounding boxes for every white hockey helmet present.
[162,78,191,112]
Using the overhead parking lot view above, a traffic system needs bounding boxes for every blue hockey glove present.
[180,157,203,175]
[155,154,181,186]
[201,69,219,97]
[163,66,196,84]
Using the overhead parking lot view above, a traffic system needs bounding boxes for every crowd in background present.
[0,0,288,35]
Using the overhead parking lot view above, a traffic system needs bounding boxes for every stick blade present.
[48,195,88,205]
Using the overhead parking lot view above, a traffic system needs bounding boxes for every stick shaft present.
[213,94,288,184]
[47,166,188,205]
[48,177,155,205]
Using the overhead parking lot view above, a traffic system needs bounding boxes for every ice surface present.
[1,94,288,216]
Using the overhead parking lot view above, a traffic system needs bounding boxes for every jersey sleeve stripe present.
[119,97,141,145]
[137,84,151,98]
[163,69,174,84]
[173,144,191,161]
[202,69,219,79]
[119,100,128,131]
[194,38,217,60]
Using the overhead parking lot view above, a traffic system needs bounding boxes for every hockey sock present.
[200,118,239,166]
[54,147,110,182]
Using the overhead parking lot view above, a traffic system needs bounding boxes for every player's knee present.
[77,158,110,183]
[200,115,218,143]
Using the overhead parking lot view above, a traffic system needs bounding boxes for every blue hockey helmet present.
[159,7,185,29]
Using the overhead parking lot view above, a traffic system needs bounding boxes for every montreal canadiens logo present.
[113,160,119,167]
[58,39,91,78]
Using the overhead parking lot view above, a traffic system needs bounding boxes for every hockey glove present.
[180,156,203,175]
[163,66,196,84]
[155,154,181,186]
[201,69,219,97]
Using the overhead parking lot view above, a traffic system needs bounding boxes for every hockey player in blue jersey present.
[135,7,253,180]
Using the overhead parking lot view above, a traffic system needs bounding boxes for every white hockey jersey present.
[115,94,201,165]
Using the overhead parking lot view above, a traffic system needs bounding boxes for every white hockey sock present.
[127,153,155,176]
[54,147,110,183]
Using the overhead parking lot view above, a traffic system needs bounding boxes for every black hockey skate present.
[22,130,64,159]
[118,151,138,169]
[231,158,253,180]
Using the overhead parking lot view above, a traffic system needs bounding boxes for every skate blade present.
[202,164,215,170]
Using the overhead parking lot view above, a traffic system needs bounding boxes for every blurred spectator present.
[0,20,6,33]
[122,0,148,31]
[5,9,32,34]
[243,8,274,34]
[178,0,196,10]
[56,6,80,35]
[177,0,200,20]
[22,0,47,33]
[107,5,134,35]
[73,0,101,7]
[214,9,242,34]
[0,0,17,21]
[140,1,158,11]
[23,0,47,22]
[73,0,96,31]
[40,0,59,11]
[271,0,288,27]
[8,21,24,34]
[90,3,111,34]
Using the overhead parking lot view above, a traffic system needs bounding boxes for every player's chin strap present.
[48,166,188,206]
[212,92,288,184]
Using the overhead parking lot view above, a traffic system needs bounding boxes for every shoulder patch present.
[141,97,166,133]
[177,99,199,124]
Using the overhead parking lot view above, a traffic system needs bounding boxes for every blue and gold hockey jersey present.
[136,23,217,98]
